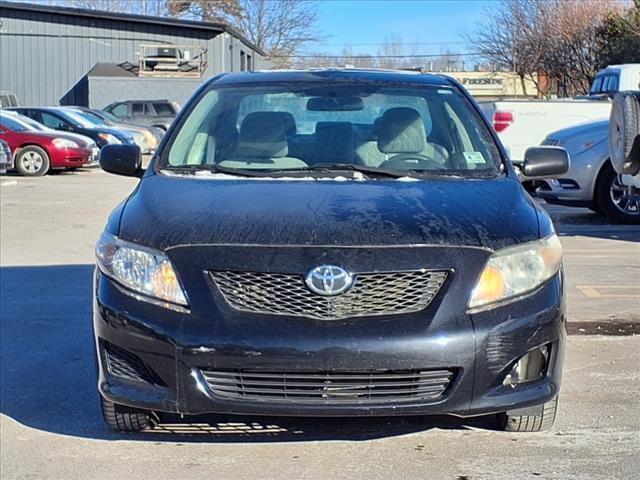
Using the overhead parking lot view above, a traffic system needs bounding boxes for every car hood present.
[547,119,609,143]
[118,174,541,251]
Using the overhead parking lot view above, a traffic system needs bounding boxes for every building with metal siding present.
[0,1,266,107]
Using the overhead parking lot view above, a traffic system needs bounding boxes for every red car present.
[0,112,96,176]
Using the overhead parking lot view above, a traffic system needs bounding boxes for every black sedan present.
[95,69,569,433]
[9,107,136,148]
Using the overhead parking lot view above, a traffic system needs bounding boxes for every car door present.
[130,102,147,122]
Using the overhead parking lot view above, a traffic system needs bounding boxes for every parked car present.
[103,99,179,131]
[536,118,639,224]
[0,139,11,174]
[2,109,100,163]
[480,99,611,165]
[481,64,640,166]
[8,107,136,148]
[68,107,163,153]
[0,111,94,176]
[588,64,640,98]
[95,69,568,433]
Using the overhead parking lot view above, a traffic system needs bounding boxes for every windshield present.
[162,81,502,177]
[16,113,50,131]
[59,109,98,128]
[0,112,36,132]
[74,109,113,126]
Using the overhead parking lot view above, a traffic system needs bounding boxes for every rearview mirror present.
[307,96,364,111]
[100,144,142,177]
[522,147,569,178]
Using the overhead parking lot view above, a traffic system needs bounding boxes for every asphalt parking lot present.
[1,168,639,480]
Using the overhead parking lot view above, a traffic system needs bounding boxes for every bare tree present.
[470,0,547,96]
[234,0,322,67]
[167,0,242,23]
[471,0,624,97]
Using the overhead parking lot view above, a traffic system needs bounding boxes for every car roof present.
[209,68,455,88]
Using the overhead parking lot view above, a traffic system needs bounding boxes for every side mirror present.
[522,146,569,178]
[99,144,142,177]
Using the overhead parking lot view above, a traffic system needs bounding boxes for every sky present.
[312,0,497,56]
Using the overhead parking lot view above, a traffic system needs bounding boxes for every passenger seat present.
[220,111,307,169]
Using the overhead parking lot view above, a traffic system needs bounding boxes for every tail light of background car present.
[493,111,514,133]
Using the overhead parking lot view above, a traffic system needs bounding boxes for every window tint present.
[0,114,30,132]
[153,103,176,115]
[590,75,604,94]
[606,74,619,93]
[40,112,69,129]
[164,83,501,176]
[109,104,128,118]
[132,103,145,115]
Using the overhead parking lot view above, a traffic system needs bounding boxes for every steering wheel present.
[383,153,443,170]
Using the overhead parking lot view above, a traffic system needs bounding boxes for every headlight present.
[97,133,122,145]
[96,232,187,307]
[52,138,80,149]
[468,234,563,310]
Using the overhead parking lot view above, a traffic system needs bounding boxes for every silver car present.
[536,120,639,223]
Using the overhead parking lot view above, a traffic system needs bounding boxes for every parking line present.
[576,285,639,298]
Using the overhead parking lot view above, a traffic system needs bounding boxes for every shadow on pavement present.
[0,264,496,443]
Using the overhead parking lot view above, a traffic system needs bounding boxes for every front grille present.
[201,369,454,404]
[210,270,448,321]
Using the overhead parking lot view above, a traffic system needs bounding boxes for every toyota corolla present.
[94,69,569,433]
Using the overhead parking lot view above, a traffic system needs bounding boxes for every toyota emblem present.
[305,265,354,296]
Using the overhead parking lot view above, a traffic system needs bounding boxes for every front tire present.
[15,146,50,176]
[497,396,558,432]
[100,396,156,432]
[596,163,640,224]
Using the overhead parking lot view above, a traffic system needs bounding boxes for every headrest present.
[376,107,427,154]
[237,111,296,158]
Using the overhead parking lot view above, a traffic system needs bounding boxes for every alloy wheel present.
[610,174,640,216]
[20,151,45,174]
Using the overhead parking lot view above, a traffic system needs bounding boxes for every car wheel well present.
[592,158,613,209]
[14,142,52,160]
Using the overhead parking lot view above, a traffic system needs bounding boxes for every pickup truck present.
[479,63,640,164]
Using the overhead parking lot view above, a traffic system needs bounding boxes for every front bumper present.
[94,270,565,418]
[53,147,91,168]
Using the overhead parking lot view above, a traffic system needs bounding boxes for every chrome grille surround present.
[209,269,448,321]
[200,369,455,404]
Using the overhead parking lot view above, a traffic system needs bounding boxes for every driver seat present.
[376,107,448,169]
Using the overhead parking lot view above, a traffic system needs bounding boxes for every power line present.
[271,52,484,59]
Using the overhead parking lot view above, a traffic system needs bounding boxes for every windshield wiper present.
[162,164,268,178]
[290,163,412,179]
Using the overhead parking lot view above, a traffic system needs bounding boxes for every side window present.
[109,104,128,119]
[40,112,69,129]
[132,103,145,115]
[590,76,604,95]
[153,103,175,115]
[606,74,619,93]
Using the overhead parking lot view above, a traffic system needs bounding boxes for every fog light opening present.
[503,345,550,388]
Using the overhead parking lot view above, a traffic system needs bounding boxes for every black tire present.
[15,145,50,177]
[100,396,156,432]
[497,396,558,432]
[609,92,640,175]
[595,162,640,224]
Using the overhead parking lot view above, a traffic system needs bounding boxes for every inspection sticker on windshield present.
[464,151,485,164]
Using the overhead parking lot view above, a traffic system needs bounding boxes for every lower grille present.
[104,344,159,384]
[200,369,454,404]
[210,269,448,320]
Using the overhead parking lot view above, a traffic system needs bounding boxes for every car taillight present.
[493,111,514,133]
